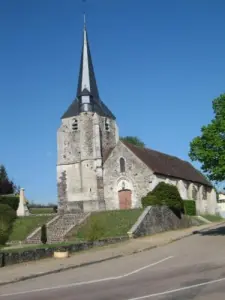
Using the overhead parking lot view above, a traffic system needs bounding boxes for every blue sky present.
[0,0,224,203]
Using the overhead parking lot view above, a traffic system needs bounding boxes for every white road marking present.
[0,256,174,297]
[126,277,225,299]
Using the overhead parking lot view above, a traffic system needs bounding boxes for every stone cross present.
[17,188,30,217]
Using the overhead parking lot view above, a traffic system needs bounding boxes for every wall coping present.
[127,206,152,238]
[29,213,57,217]
[26,215,59,240]
[64,212,91,238]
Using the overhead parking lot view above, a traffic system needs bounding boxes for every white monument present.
[17,188,30,217]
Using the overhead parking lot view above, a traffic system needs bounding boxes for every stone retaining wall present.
[128,205,195,238]
[0,236,128,267]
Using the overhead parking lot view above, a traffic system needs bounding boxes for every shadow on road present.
[195,225,225,236]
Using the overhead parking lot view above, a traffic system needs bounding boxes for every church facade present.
[57,21,218,215]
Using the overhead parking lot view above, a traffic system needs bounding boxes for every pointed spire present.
[61,17,116,120]
[76,16,100,112]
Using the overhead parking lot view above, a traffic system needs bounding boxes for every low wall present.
[128,205,194,238]
[0,236,128,268]
[29,213,57,217]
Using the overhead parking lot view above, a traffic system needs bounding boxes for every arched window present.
[72,119,78,131]
[192,185,198,200]
[202,186,207,200]
[120,157,125,173]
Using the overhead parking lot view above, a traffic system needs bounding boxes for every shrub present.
[0,204,16,223]
[0,204,16,245]
[41,224,47,244]
[183,200,196,216]
[0,219,10,245]
[0,195,19,211]
[86,219,104,242]
[142,182,184,212]
[141,195,161,208]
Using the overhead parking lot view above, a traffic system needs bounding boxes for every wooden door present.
[118,190,132,209]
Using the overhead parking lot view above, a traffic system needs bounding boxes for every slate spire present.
[61,16,115,120]
[76,13,100,111]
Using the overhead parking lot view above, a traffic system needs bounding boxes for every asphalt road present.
[1,224,225,300]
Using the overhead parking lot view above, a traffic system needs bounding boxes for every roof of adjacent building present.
[61,22,115,120]
[115,141,212,187]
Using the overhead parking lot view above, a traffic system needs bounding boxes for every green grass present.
[8,215,53,241]
[29,207,54,214]
[68,209,144,241]
[200,214,224,222]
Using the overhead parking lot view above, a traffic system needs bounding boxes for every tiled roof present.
[122,141,212,187]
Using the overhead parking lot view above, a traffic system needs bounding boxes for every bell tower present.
[57,17,119,213]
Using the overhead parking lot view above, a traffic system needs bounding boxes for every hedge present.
[183,200,196,216]
[0,195,19,211]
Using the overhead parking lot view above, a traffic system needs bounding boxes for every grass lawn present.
[8,215,53,242]
[200,214,224,222]
[67,209,144,241]
[29,207,54,214]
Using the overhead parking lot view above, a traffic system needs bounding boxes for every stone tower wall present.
[57,112,118,213]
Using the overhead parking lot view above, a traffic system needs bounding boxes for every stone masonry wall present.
[57,118,81,165]
[128,205,193,238]
[103,141,154,210]
[57,112,118,212]
[57,170,68,213]
[152,175,217,215]
[0,237,128,267]
[99,116,119,158]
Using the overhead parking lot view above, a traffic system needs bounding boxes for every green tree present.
[189,93,225,182]
[0,165,18,195]
[120,136,145,148]
[0,165,8,181]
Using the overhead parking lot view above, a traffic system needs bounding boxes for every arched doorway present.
[118,189,132,209]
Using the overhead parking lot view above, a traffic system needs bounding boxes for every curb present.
[0,221,224,287]
[0,255,123,287]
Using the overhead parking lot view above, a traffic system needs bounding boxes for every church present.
[57,20,217,216]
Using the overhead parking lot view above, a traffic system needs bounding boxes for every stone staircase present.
[26,213,89,244]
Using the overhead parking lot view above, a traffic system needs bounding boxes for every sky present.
[0,0,225,204]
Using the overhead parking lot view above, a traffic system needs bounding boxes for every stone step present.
[26,213,88,244]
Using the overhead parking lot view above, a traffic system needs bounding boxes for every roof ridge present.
[121,141,212,187]
[122,141,188,164]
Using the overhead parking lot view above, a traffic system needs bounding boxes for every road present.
[1,224,225,299]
